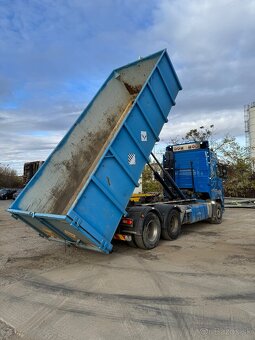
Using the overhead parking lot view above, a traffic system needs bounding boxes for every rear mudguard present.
[121,205,161,236]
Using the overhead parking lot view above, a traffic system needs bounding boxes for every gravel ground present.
[0,200,254,340]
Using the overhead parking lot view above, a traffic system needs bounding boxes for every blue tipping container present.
[8,49,182,254]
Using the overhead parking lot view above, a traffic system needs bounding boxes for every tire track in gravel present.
[18,297,68,340]
[1,284,253,337]
[135,255,190,340]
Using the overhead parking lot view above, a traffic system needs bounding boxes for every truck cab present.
[163,141,224,205]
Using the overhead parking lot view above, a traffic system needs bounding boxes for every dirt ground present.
[0,200,254,340]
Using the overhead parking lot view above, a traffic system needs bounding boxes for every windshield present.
[0,189,7,194]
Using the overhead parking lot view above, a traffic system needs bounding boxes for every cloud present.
[160,109,244,142]
[0,0,255,174]
[131,0,255,140]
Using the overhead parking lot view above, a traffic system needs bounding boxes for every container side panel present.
[94,157,135,209]
[137,87,165,137]
[159,55,181,99]
[150,68,173,115]
[111,128,147,181]
[72,181,120,241]
[125,106,158,158]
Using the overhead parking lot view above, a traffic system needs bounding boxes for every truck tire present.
[134,212,161,250]
[161,209,181,240]
[208,202,223,224]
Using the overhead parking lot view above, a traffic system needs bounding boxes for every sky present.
[0,0,255,174]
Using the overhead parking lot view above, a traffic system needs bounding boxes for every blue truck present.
[8,49,225,254]
[117,140,225,249]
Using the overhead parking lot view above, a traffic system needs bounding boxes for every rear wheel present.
[161,209,181,240]
[134,212,161,250]
[208,202,223,224]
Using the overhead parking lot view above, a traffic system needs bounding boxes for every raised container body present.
[9,49,182,253]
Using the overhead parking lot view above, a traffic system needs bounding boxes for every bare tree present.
[0,164,23,188]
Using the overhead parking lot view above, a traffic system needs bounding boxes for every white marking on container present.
[141,131,147,142]
[128,153,136,165]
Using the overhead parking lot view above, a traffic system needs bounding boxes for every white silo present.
[244,102,255,169]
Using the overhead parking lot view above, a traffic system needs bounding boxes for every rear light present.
[121,218,133,225]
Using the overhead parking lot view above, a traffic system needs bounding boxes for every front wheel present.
[134,212,161,250]
[208,203,223,224]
